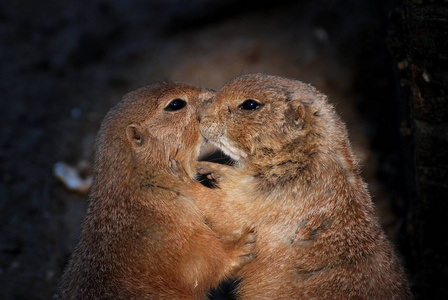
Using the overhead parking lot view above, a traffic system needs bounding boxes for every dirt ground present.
[0,1,411,299]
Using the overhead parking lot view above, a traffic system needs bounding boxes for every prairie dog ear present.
[285,100,306,129]
[126,123,146,148]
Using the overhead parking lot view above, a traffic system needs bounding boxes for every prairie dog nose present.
[197,97,214,122]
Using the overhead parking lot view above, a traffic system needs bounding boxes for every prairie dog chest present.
[232,186,299,245]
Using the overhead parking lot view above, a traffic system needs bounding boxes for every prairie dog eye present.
[165,98,187,111]
[238,99,262,111]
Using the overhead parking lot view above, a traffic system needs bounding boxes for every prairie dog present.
[59,82,255,299]
[195,74,412,299]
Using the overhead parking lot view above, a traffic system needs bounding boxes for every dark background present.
[0,0,445,299]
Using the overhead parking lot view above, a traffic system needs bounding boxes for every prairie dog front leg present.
[169,158,256,247]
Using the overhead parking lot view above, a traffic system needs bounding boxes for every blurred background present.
[1,0,446,299]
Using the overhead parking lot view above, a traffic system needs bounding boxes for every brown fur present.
[59,82,255,299]
[195,74,412,299]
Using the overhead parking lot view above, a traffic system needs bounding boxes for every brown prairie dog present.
[58,82,255,300]
[196,74,412,299]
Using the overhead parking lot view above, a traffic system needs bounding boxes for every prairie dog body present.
[196,74,412,299]
[59,82,254,299]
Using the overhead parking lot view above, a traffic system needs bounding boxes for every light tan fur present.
[193,74,412,299]
[59,82,255,300]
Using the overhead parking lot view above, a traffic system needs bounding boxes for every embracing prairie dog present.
[58,82,255,300]
[195,74,412,299]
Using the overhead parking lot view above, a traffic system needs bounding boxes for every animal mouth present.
[198,121,246,163]
[209,136,246,163]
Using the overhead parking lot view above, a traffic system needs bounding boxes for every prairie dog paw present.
[196,161,233,183]
[169,158,190,183]
[227,225,257,269]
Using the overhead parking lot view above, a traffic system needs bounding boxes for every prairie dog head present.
[199,74,332,165]
[96,82,214,182]
[197,74,357,185]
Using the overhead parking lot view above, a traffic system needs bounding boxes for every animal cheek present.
[226,123,241,138]
[182,123,200,144]
[227,126,252,151]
